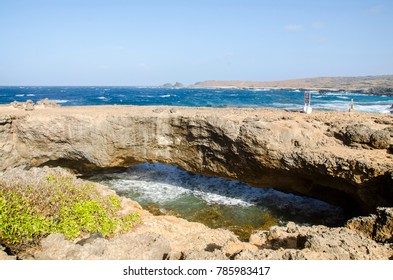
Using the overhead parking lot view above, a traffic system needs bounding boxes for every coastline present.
[186,75,393,96]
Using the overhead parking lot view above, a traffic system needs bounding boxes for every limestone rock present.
[347,207,393,243]
[343,124,372,145]
[36,98,60,108]
[35,232,171,260]
[24,100,35,111]
[10,101,25,109]
[243,223,393,260]
[10,100,35,110]
[370,130,391,149]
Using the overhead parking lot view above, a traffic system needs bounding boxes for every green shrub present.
[0,194,54,245]
[0,171,141,253]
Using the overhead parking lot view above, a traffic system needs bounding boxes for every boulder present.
[343,124,372,145]
[24,100,35,111]
[36,98,60,108]
[370,130,391,149]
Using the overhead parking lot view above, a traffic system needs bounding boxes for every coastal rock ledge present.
[0,105,392,213]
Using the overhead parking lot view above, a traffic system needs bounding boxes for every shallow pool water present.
[91,163,345,239]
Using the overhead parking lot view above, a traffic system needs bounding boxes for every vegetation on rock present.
[0,171,140,254]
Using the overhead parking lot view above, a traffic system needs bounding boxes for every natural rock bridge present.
[1,105,392,214]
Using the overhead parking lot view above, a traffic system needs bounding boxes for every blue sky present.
[0,0,392,86]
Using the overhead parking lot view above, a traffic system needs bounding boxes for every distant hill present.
[190,75,393,95]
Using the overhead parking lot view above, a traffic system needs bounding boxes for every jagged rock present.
[347,207,393,243]
[370,130,391,149]
[243,223,393,260]
[24,100,35,111]
[384,126,393,137]
[10,101,25,109]
[0,106,392,212]
[340,124,391,149]
[10,98,60,111]
[10,100,35,110]
[36,98,60,108]
[343,124,373,145]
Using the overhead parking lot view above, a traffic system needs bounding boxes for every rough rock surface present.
[34,232,172,260]
[347,207,393,243]
[0,246,16,260]
[0,106,392,213]
[240,222,392,260]
[33,215,393,260]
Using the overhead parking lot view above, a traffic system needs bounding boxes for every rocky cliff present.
[0,105,392,213]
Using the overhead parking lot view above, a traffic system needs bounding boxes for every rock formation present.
[0,105,392,214]
[9,99,60,111]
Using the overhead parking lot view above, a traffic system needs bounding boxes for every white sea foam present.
[160,94,171,98]
[26,94,35,96]
[337,96,350,100]
[53,99,69,103]
[354,104,392,114]
[252,88,270,92]
[271,102,301,110]
[97,163,343,217]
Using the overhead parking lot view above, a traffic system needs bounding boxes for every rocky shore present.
[0,167,392,260]
[0,104,392,260]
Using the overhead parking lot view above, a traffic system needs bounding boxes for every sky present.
[0,0,392,86]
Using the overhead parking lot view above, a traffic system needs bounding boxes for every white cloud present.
[284,24,303,32]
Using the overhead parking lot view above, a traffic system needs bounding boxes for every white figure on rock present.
[303,91,312,114]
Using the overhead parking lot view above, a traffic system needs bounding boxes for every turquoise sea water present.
[0,86,392,113]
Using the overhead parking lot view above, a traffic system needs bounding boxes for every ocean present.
[0,86,392,113]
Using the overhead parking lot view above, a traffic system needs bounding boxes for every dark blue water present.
[0,86,392,113]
